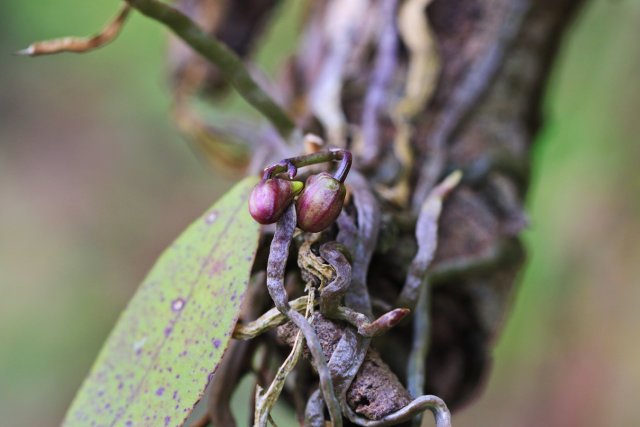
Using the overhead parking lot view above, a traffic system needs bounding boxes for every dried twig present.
[254,289,315,427]
[233,296,308,340]
[16,4,131,56]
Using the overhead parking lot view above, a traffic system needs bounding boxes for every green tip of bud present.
[290,180,305,196]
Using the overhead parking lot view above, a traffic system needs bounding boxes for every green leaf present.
[63,176,261,427]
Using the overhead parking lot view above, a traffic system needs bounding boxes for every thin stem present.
[233,296,308,340]
[16,4,131,56]
[125,0,296,138]
[262,149,351,182]
[332,150,352,183]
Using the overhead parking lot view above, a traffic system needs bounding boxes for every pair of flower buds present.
[248,150,351,233]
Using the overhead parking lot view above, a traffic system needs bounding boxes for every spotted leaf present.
[63,176,261,427]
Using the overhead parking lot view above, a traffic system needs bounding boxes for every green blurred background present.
[1,1,639,426]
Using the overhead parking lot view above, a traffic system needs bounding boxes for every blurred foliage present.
[0,0,639,426]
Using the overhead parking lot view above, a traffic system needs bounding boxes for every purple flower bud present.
[249,179,304,224]
[296,172,346,232]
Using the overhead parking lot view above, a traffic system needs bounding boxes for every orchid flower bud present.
[249,178,304,224]
[296,172,346,232]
